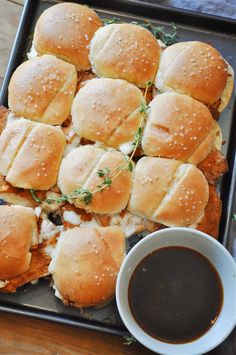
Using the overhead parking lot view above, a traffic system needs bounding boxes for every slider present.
[31,2,102,71]
[8,55,77,125]
[142,92,222,164]
[155,41,234,113]
[58,145,133,214]
[0,118,66,190]
[49,226,125,308]
[72,78,143,152]
[128,157,209,227]
[90,23,161,88]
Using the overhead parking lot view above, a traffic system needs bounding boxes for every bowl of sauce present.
[116,228,236,355]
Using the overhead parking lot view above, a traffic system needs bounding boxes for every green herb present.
[102,17,120,25]
[30,189,43,203]
[97,167,111,177]
[141,21,178,46]
[102,17,178,46]
[233,214,236,221]
[123,335,137,345]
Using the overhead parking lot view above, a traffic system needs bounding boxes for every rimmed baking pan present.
[0,0,235,345]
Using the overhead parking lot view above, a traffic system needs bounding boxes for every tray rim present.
[0,0,236,338]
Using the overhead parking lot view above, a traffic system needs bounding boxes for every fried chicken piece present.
[198,148,228,185]
[197,185,222,239]
[1,242,51,293]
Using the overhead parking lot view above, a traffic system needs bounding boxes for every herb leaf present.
[97,167,110,177]
[103,17,120,25]
[30,189,43,203]
[123,335,137,345]
[233,214,236,221]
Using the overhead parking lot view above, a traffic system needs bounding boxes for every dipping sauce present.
[128,246,223,344]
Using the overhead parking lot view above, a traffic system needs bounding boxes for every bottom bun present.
[49,226,125,308]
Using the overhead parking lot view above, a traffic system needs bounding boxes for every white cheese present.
[63,210,81,225]
[39,219,62,241]
[0,280,9,288]
[119,141,133,155]
[34,206,42,218]
[27,43,38,60]
[110,211,149,238]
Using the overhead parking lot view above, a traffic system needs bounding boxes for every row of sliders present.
[0,204,124,307]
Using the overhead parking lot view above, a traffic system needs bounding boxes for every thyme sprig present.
[123,334,137,345]
[102,17,120,25]
[140,21,178,46]
[30,82,151,206]
[102,17,178,46]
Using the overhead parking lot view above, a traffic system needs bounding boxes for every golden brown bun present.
[128,157,209,227]
[58,145,132,214]
[0,118,66,190]
[50,226,125,307]
[72,78,143,148]
[34,3,102,71]
[142,93,218,164]
[90,24,161,88]
[155,41,231,106]
[8,55,77,125]
[0,205,38,280]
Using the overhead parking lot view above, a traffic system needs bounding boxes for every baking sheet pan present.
[0,0,235,344]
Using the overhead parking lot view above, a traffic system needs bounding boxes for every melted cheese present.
[27,43,38,60]
[119,141,133,155]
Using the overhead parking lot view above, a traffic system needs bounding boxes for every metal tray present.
[0,0,235,345]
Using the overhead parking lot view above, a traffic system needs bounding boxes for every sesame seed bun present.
[155,41,233,109]
[33,3,102,71]
[49,226,125,308]
[58,145,133,214]
[8,55,77,125]
[142,93,221,164]
[0,118,66,190]
[128,157,209,227]
[90,24,161,88]
[72,78,143,149]
[0,205,38,280]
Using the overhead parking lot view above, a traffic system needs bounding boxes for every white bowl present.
[116,228,236,355]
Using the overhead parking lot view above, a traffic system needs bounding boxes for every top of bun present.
[72,78,143,149]
[8,55,77,125]
[142,92,217,164]
[0,205,38,280]
[155,41,229,105]
[0,118,66,190]
[58,145,133,214]
[34,3,102,71]
[128,157,209,227]
[49,226,125,307]
[90,23,161,88]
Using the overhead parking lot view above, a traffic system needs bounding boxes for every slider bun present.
[34,3,102,71]
[90,24,161,88]
[155,41,231,106]
[58,145,133,214]
[72,78,143,148]
[8,55,77,125]
[0,205,38,280]
[0,118,66,190]
[142,93,219,164]
[49,226,125,308]
[128,157,209,227]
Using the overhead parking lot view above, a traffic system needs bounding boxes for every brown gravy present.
[128,246,223,344]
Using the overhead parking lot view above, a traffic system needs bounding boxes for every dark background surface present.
[138,0,236,19]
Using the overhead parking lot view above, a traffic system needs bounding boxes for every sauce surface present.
[128,246,223,343]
